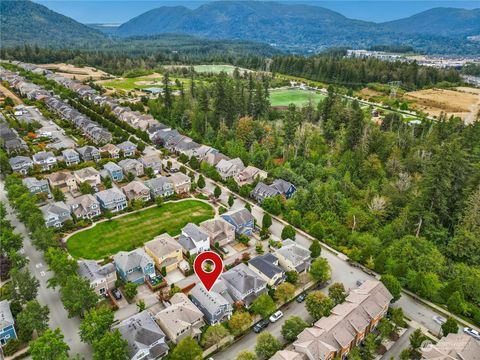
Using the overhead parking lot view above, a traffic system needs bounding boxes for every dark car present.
[296,293,306,303]
[112,288,122,300]
[253,319,270,333]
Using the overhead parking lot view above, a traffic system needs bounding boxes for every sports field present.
[270,88,326,107]
[67,200,214,259]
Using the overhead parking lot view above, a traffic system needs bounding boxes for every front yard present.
[67,200,215,259]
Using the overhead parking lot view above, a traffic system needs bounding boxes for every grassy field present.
[270,88,326,107]
[193,64,241,74]
[67,200,215,259]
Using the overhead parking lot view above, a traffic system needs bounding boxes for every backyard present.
[67,200,215,259]
[270,88,326,107]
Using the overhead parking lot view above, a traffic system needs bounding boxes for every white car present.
[433,315,447,325]
[269,311,284,323]
[463,327,480,340]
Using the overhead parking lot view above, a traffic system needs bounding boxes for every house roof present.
[40,201,70,218]
[118,158,142,169]
[169,172,190,185]
[103,161,122,172]
[114,248,152,272]
[96,188,126,203]
[190,280,233,315]
[78,260,115,283]
[117,140,137,151]
[144,176,172,190]
[48,171,74,183]
[144,233,182,259]
[248,253,284,279]
[9,155,32,166]
[272,178,295,193]
[222,208,254,226]
[74,167,100,179]
[200,217,235,235]
[276,239,311,267]
[140,153,161,165]
[122,181,149,197]
[62,148,79,157]
[100,143,119,153]
[222,263,266,295]
[271,350,306,360]
[22,177,48,189]
[77,145,99,156]
[422,333,480,360]
[67,194,99,213]
[178,223,209,251]
[0,300,15,329]
[32,151,55,161]
[252,182,280,198]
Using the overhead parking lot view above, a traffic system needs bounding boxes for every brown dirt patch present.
[38,63,110,80]
[233,243,248,251]
[0,84,22,105]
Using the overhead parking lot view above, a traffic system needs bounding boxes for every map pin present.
[193,251,223,291]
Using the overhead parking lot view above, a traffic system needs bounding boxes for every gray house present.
[32,151,57,171]
[103,161,123,181]
[78,260,116,296]
[67,194,101,220]
[118,158,144,177]
[275,239,311,273]
[22,177,49,195]
[178,223,210,255]
[77,146,101,162]
[95,188,127,213]
[222,263,267,308]
[144,177,174,198]
[61,149,80,166]
[190,280,234,325]
[139,154,162,174]
[9,156,33,174]
[117,141,137,157]
[113,310,169,360]
[248,253,285,288]
[40,201,72,228]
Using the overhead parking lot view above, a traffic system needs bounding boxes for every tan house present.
[235,165,268,185]
[144,233,183,273]
[421,332,480,360]
[293,280,393,360]
[200,217,235,247]
[122,181,151,202]
[155,293,204,343]
[169,172,191,194]
[73,167,101,188]
[47,171,77,192]
[118,158,144,177]
[100,143,120,159]
[77,260,117,296]
[271,350,306,360]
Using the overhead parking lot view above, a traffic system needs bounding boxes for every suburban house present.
[222,263,267,308]
[140,154,162,174]
[118,158,144,177]
[114,248,155,284]
[40,201,72,228]
[47,171,77,193]
[122,181,151,202]
[251,179,297,203]
[235,165,268,185]
[275,239,311,273]
[203,152,229,167]
[61,148,80,166]
[421,332,480,360]
[32,151,57,171]
[0,122,29,155]
[248,253,285,288]
[221,208,255,236]
[67,194,101,219]
[144,233,183,274]
[8,155,33,174]
[113,310,169,360]
[191,145,215,160]
[271,350,306,360]
[117,140,137,157]
[74,167,101,189]
[169,172,191,194]
[155,293,204,344]
[190,280,234,325]
[144,177,174,198]
[100,143,120,159]
[22,177,49,195]
[200,218,236,247]
[76,145,101,162]
[178,223,210,255]
[0,300,17,346]
[77,260,117,296]
[215,158,245,180]
[103,161,123,181]
[95,188,128,213]
[293,280,393,360]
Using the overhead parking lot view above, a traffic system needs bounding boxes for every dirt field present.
[0,84,23,105]
[38,63,110,80]
[405,87,480,122]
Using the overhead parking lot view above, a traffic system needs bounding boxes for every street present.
[0,181,91,358]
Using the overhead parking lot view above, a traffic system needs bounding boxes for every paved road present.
[381,326,415,360]
[0,181,91,358]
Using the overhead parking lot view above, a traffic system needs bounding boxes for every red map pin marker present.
[194,251,223,291]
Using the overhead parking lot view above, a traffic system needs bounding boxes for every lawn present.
[270,88,326,107]
[67,200,215,259]
[193,64,240,74]
[100,75,188,91]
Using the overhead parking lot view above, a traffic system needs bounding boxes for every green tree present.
[255,331,282,359]
[251,293,276,319]
[390,307,406,331]
[441,317,458,336]
[16,300,49,342]
[381,275,402,302]
[137,299,146,312]
[305,291,335,320]
[228,194,234,207]
[228,311,252,336]
[281,225,296,240]
[236,350,256,360]
[45,247,78,288]
[52,187,65,201]
[197,175,206,189]
[274,282,296,303]
[79,307,114,344]
[30,328,69,360]
[281,316,308,342]
[377,318,394,341]
[92,329,129,360]
[202,324,230,348]
[328,282,347,305]
[124,282,138,300]
[309,240,321,258]
[79,182,95,195]
[309,257,331,283]
[361,333,377,360]
[10,268,39,304]
[262,213,272,229]
[145,167,155,179]
[214,185,222,198]
[170,336,203,360]
[447,291,467,314]
[285,271,299,284]
[60,276,98,318]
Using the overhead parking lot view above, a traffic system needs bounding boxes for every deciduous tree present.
[255,332,282,359]
[30,328,69,360]
[281,316,308,342]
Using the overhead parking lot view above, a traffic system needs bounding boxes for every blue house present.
[113,248,155,284]
[221,208,255,236]
[271,179,296,199]
[103,162,123,182]
[0,301,17,346]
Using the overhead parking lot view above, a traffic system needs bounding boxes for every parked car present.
[112,288,122,300]
[253,319,270,333]
[356,279,366,286]
[269,311,284,323]
[296,293,306,303]
[463,327,480,340]
[433,315,447,325]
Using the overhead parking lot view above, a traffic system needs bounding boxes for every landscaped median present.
[66,199,215,259]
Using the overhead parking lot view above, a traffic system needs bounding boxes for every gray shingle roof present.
[223,208,254,226]
[248,253,284,280]
[0,300,14,329]
[78,260,115,282]
[222,263,266,295]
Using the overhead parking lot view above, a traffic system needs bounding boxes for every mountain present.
[116,1,480,54]
[381,7,480,36]
[0,0,107,47]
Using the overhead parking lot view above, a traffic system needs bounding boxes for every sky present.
[35,0,480,24]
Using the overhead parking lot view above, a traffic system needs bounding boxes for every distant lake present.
[36,0,479,24]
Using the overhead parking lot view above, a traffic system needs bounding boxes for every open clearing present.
[38,63,110,80]
[405,87,480,121]
[67,200,214,259]
[270,88,326,107]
